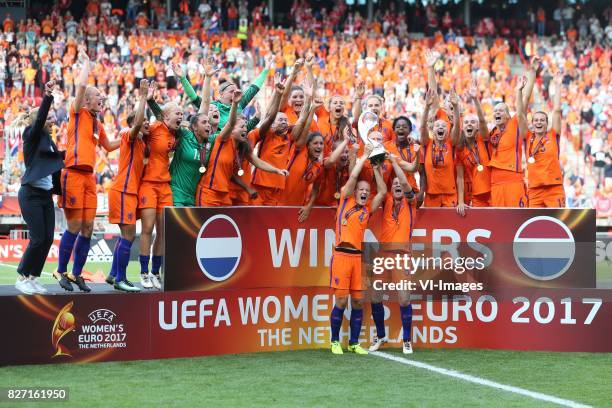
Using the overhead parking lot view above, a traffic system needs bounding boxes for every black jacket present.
[21,94,65,194]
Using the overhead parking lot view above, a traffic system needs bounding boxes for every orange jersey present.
[334,192,371,250]
[278,147,323,205]
[64,105,108,171]
[358,157,394,197]
[229,154,251,204]
[373,118,395,143]
[526,129,563,189]
[424,138,456,195]
[251,128,291,189]
[381,194,413,244]
[488,116,524,177]
[110,129,147,195]
[383,140,419,192]
[282,106,319,132]
[199,137,236,193]
[424,139,457,194]
[315,164,349,206]
[457,136,491,196]
[316,112,342,154]
[142,121,175,183]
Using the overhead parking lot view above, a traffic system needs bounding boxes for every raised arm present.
[424,48,440,112]
[467,79,489,141]
[370,166,388,213]
[258,73,285,136]
[522,56,540,109]
[552,72,563,135]
[146,81,162,121]
[73,50,90,112]
[352,80,365,121]
[516,76,528,137]
[279,58,304,110]
[174,62,201,107]
[28,80,55,141]
[199,57,221,115]
[291,80,315,143]
[218,90,242,141]
[449,89,461,146]
[342,143,373,197]
[421,88,435,146]
[239,58,272,110]
[130,79,149,140]
[324,127,350,169]
[389,153,413,195]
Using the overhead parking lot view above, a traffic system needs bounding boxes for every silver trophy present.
[357,111,386,165]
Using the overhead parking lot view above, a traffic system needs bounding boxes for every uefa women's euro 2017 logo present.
[195,214,242,282]
[51,301,76,358]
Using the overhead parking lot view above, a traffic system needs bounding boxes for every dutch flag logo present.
[513,216,575,281]
[196,214,242,282]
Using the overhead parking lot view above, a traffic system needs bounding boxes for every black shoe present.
[68,274,91,293]
[105,275,115,285]
[53,271,74,292]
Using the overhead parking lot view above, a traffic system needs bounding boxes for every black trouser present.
[17,184,55,277]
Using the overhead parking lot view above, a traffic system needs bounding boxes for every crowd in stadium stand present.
[0,0,610,212]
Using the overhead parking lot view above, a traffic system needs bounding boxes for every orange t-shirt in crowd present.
[278,147,323,205]
[383,140,419,192]
[142,121,174,183]
[110,129,147,194]
[424,138,456,195]
[335,191,371,250]
[525,129,563,189]
[488,116,524,184]
[65,104,108,172]
[381,194,413,244]
[457,136,491,196]
[251,128,291,189]
[200,137,236,192]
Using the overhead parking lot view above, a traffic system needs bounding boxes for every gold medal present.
[143,158,149,165]
[477,164,484,172]
[237,169,244,176]
[334,192,341,199]
[199,166,206,173]
[168,151,174,159]
[342,219,348,226]
[528,156,535,164]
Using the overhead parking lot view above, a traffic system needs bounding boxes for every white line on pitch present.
[0,262,53,277]
[371,351,590,408]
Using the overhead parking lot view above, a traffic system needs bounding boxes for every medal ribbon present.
[528,134,547,159]
[432,141,447,167]
[344,205,365,223]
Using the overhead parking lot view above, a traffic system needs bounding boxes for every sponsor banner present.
[165,208,596,291]
[0,287,610,365]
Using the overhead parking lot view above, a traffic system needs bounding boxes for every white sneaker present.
[15,276,36,295]
[368,336,389,352]
[403,341,414,354]
[29,277,48,294]
[140,274,153,289]
[149,273,162,290]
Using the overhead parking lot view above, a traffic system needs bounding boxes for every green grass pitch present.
[1,349,611,407]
